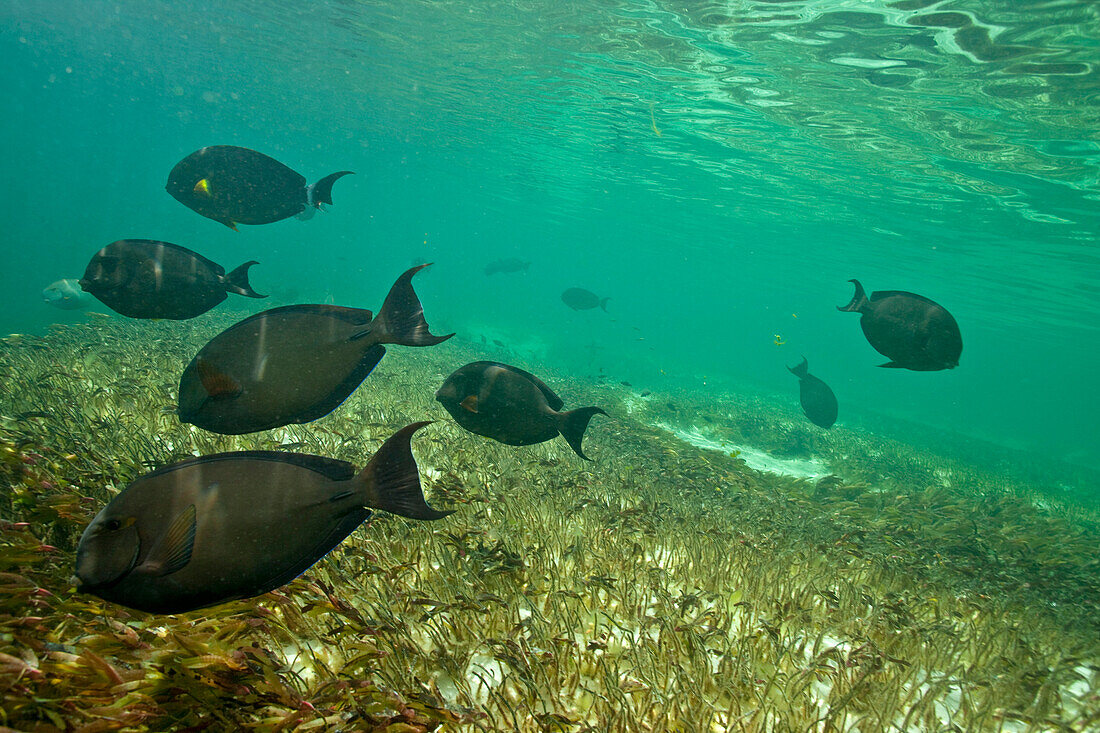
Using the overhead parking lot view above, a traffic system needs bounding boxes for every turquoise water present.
[2,0,1097,479]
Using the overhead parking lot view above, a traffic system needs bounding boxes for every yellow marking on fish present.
[649,105,661,137]
[773,334,785,346]
[193,178,212,197]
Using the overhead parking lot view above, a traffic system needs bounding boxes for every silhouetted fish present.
[484,258,530,276]
[79,240,265,320]
[838,280,962,371]
[435,361,607,459]
[73,422,452,614]
[787,357,838,429]
[561,288,609,311]
[166,145,353,230]
[178,265,453,434]
[42,279,92,310]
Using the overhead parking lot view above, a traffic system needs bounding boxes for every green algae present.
[0,313,1098,731]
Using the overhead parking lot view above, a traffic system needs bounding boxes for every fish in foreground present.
[436,361,607,459]
[838,280,962,371]
[561,288,609,312]
[165,145,353,230]
[484,258,531,276]
[73,422,452,614]
[178,264,453,434]
[42,279,92,310]
[787,356,838,429]
[79,239,265,320]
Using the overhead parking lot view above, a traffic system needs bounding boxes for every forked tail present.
[223,261,266,298]
[358,422,453,520]
[310,171,355,207]
[837,279,869,313]
[559,406,608,461]
[787,356,809,379]
[355,264,454,346]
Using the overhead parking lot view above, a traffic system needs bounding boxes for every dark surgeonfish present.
[787,357,838,429]
[79,239,265,320]
[435,361,607,459]
[166,145,354,230]
[484,258,530,276]
[42,279,92,310]
[73,422,452,614]
[838,280,962,371]
[561,287,609,311]
[178,264,453,434]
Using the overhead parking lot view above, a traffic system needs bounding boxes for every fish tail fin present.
[522,261,531,272]
[311,171,355,207]
[837,280,868,313]
[223,261,266,299]
[360,264,454,346]
[357,422,453,520]
[788,356,809,379]
[600,297,610,312]
[558,406,608,460]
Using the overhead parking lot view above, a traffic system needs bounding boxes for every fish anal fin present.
[197,359,242,400]
[142,504,196,577]
[878,361,904,369]
[460,395,479,413]
[224,221,240,232]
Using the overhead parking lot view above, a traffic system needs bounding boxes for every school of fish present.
[61,144,960,614]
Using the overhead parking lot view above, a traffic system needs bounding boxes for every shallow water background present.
[1,0,1097,478]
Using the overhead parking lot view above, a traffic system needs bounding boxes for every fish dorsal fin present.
[460,395,479,413]
[197,359,242,400]
[143,504,196,577]
[468,361,564,411]
[143,451,356,482]
[870,290,941,308]
[229,304,374,333]
[119,239,224,274]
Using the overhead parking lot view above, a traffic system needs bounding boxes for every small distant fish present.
[484,258,531,276]
[838,280,962,371]
[177,265,452,435]
[73,422,452,614]
[493,339,505,348]
[561,288,609,312]
[773,334,785,346]
[788,357,838,429]
[166,145,354,230]
[435,362,607,460]
[42,279,92,310]
[620,381,632,387]
[80,240,266,320]
[641,390,651,397]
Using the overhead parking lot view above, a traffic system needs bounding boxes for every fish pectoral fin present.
[197,359,243,400]
[193,178,212,197]
[141,504,196,577]
[460,395,479,413]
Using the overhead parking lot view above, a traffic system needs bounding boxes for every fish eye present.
[104,519,122,531]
